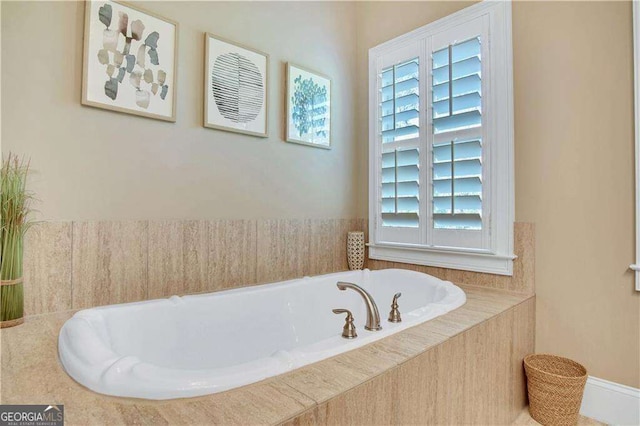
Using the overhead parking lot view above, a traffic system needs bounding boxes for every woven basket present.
[1,277,25,328]
[524,354,587,426]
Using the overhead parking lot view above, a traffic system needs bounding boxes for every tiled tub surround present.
[58,269,465,399]
[21,218,365,316]
[1,286,534,425]
[22,220,533,316]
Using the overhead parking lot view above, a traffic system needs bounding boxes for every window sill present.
[368,243,516,276]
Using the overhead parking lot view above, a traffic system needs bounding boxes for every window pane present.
[452,38,480,63]
[432,47,449,68]
[452,56,480,80]
[454,195,482,214]
[432,65,449,85]
[396,60,419,82]
[381,69,393,87]
[433,111,481,133]
[434,196,452,214]
[433,214,482,230]
[452,74,480,98]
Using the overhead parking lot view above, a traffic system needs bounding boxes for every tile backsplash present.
[22,218,365,316]
[22,219,533,316]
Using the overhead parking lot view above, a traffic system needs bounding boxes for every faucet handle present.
[332,308,357,339]
[388,292,402,323]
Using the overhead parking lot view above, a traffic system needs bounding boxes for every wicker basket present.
[524,354,587,426]
[1,277,24,328]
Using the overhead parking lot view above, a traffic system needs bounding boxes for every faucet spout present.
[336,281,382,331]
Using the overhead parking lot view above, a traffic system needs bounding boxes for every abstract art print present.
[204,34,269,137]
[286,63,331,149]
[82,1,177,122]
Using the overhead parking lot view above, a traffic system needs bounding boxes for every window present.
[632,1,640,291]
[368,1,515,275]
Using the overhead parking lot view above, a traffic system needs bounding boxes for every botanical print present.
[205,34,268,137]
[83,1,176,121]
[287,64,331,148]
[291,76,328,140]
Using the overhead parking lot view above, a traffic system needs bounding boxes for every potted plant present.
[1,154,33,328]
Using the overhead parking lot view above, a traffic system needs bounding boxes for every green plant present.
[1,154,33,322]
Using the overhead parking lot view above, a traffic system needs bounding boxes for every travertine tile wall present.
[22,219,533,316]
[148,220,209,298]
[22,222,72,315]
[367,222,536,295]
[72,221,148,309]
[22,218,365,316]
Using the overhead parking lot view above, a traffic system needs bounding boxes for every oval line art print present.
[211,53,264,124]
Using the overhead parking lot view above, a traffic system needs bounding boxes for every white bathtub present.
[58,268,465,400]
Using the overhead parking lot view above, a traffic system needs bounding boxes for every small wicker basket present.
[524,354,587,426]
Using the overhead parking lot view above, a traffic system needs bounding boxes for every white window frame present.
[368,1,515,276]
[632,1,640,291]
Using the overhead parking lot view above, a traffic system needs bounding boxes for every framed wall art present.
[286,63,331,149]
[204,33,269,137]
[82,0,178,122]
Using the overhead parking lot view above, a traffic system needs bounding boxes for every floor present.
[514,408,606,425]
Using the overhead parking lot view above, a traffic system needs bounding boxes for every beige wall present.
[1,1,358,221]
[355,1,639,388]
[513,1,638,389]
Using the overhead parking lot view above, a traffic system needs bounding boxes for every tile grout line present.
[69,221,74,311]
[145,220,149,301]
[306,218,311,277]
[181,220,186,296]
[205,219,210,294]
[254,219,259,285]
[273,380,322,425]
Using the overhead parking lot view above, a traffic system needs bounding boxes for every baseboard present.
[579,376,640,425]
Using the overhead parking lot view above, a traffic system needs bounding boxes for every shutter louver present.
[431,37,483,230]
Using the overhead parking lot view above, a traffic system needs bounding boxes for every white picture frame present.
[286,63,332,149]
[204,33,269,137]
[82,0,178,122]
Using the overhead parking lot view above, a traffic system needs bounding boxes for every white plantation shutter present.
[380,59,420,230]
[373,42,424,245]
[369,1,514,275]
[431,37,483,232]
